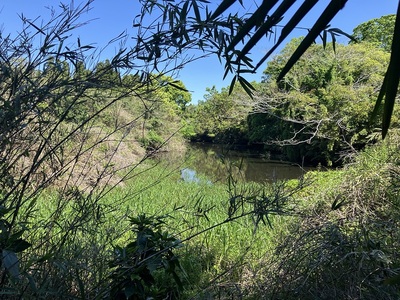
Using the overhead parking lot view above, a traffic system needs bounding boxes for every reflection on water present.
[180,168,200,183]
[183,143,313,183]
[180,168,212,185]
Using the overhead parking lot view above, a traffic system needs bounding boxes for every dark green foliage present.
[253,41,390,165]
[109,214,184,299]
[188,85,253,144]
[189,39,392,165]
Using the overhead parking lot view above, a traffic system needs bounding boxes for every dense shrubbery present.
[0,3,193,298]
[252,135,400,299]
[189,39,394,166]
[1,2,399,299]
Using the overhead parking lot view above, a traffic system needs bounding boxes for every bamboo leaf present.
[210,0,237,20]
[381,2,400,138]
[227,0,279,52]
[167,81,189,92]
[330,30,337,52]
[254,0,319,71]
[238,75,255,98]
[192,0,201,22]
[371,73,388,124]
[329,27,357,42]
[229,75,237,95]
[239,0,297,60]
[277,0,348,81]
[322,29,327,49]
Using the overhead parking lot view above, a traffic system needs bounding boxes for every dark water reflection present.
[182,143,314,183]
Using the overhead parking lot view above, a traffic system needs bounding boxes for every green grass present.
[26,137,400,299]
[25,160,291,298]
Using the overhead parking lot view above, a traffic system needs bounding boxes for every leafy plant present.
[108,214,184,299]
[136,0,400,137]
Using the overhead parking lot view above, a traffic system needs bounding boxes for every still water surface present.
[180,143,313,184]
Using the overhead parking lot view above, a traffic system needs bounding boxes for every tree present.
[250,40,391,165]
[155,76,192,111]
[352,14,396,52]
[0,1,194,297]
[190,84,254,143]
[135,0,400,138]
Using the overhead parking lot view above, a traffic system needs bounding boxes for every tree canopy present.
[352,14,396,52]
[189,38,391,165]
[135,0,400,138]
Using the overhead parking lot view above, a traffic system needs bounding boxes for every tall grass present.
[23,159,295,298]
[251,136,400,299]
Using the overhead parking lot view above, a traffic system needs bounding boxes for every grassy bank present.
[6,135,400,299]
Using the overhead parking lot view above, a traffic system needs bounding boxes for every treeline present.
[40,57,192,152]
[184,15,397,166]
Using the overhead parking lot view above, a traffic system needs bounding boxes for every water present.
[180,168,212,185]
[181,143,313,184]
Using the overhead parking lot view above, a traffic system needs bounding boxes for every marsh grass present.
[21,160,291,298]
[17,137,400,299]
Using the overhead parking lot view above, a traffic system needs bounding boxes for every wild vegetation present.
[0,1,400,299]
[189,39,394,165]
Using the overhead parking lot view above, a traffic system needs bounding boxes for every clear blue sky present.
[1,0,398,103]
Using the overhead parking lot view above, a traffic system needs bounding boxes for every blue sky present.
[1,0,398,103]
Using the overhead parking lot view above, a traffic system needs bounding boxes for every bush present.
[255,136,400,299]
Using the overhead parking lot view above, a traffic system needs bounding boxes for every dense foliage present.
[251,40,392,165]
[136,0,400,138]
[187,85,254,144]
[1,1,400,299]
[189,36,394,165]
[352,14,395,52]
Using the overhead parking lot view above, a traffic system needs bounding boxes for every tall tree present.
[250,40,391,165]
[135,0,400,138]
[352,14,396,52]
